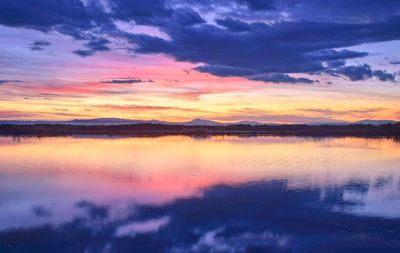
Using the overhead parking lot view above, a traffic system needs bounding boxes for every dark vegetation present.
[0,123,399,138]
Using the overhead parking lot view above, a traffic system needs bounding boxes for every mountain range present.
[0,118,397,126]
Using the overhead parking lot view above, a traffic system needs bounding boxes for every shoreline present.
[0,123,399,138]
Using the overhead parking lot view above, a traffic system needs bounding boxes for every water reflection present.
[1,180,400,252]
[0,136,399,252]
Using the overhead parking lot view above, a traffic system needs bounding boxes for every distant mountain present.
[0,120,68,125]
[183,118,224,126]
[308,121,349,126]
[69,118,146,125]
[147,119,171,125]
[235,121,268,126]
[354,119,398,126]
[0,118,397,126]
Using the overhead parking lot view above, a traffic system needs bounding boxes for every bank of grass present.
[0,123,399,138]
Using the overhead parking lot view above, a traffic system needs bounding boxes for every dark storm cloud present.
[250,73,316,84]
[85,38,110,51]
[109,0,172,26]
[237,0,276,10]
[110,0,205,27]
[194,64,258,77]
[0,0,399,83]
[308,49,369,62]
[215,18,252,32]
[279,0,400,22]
[327,64,396,81]
[0,0,113,37]
[172,8,206,26]
[328,64,374,81]
[170,0,400,23]
[129,18,399,81]
[0,0,114,55]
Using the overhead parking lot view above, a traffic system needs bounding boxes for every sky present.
[0,0,399,123]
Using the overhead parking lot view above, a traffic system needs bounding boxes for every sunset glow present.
[0,1,399,123]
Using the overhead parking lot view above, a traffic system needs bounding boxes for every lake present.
[0,136,399,252]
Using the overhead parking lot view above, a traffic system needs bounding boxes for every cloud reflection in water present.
[1,179,400,253]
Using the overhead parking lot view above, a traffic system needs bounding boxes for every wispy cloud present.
[0,80,23,85]
[0,110,37,119]
[29,40,51,51]
[300,108,383,118]
[100,78,154,84]
[92,104,209,114]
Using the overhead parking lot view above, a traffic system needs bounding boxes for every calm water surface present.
[0,136,399,252]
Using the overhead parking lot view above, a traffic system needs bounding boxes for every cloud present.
[214,107,347,124]
[110,0,172,25]
[173,7,206,26]
[115,216,170,237]
[327,64,396,82]
[72,49,95,57]
[129,17,400,82]
[250,73,315,84]
[29,40,51,51]
[75,200,109,220]
[0,0,113,37]
[29,46,44,51]
[237,0,276,11]
[31,205,51,217]
[299,108,383,118]
[0,0,115,55]
[0,80,23,85]
[215,18,251,32]
[219,114,346,124]
[131,179,400,252]
[84,37,110,51]
[194,64,257,77]
[73,37,110,57]
[0,0,399,83]
[100,78,154,84]
[178,0,400,23]
[1,179,400,252]
[389,59,400,65]
[93,104,207,114]
[0,110,37,119]
[329,64,374,81]
[373,70,396,82]
[32,40,51,46]
[274,0,400,22]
